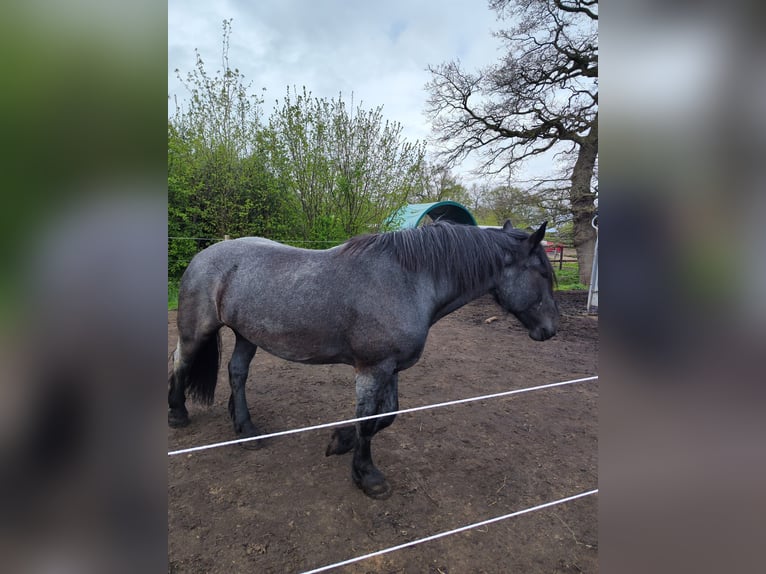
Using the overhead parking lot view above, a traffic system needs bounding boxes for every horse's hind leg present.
[350,366,399,499]
[227,332,260,446]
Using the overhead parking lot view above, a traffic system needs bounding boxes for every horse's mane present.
[340,221,546,292]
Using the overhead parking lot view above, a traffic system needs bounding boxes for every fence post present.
[587,216,598,314]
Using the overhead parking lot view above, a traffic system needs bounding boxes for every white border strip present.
[168,375,597,456]
[300,489,599,574]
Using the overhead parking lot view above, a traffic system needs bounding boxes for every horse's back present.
[180,237,326,304]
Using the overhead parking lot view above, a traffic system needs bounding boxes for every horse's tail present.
[185,330,222,405]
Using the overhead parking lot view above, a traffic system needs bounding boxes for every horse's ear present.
[527,221,547,250]
[502,219,514,232]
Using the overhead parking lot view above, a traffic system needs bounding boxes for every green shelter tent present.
[386,201,477,229]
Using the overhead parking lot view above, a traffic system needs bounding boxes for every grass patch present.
[554,262,588,290]
[168,280,179,311]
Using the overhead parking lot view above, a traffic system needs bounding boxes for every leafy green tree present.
[170,19,264,237]
[263,87,425,240]
[168,121,205,277]
[169,19,300,278]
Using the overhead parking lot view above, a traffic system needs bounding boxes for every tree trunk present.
[569,115,598,285]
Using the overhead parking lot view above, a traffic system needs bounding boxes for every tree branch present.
[553,0,598,20]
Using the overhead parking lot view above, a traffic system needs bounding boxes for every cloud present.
[168,0,544,182]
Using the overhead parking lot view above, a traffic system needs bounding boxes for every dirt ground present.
[168,292,598,573]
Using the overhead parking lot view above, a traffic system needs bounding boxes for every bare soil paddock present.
[168,292,598,573]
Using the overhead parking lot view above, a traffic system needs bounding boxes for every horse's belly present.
[262,344,350,365]
[246,328,351,365]
[227,307,428,369]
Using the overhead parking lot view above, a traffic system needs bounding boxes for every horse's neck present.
[429,272,495,324]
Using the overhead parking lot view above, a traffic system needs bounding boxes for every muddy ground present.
[168,291,598,573]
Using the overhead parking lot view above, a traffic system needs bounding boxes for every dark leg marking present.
[350,369,399,499]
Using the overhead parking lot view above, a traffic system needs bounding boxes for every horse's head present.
[492,220,560,341]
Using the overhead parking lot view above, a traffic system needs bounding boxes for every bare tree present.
[426,0,597,283]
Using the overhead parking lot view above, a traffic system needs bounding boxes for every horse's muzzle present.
[529,325,557,341]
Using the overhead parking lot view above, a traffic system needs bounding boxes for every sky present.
[168,0,555,186]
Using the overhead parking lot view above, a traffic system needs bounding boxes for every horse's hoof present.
[168,410,190,428]
[352,469,392,500]
[235,423,265,450]
[363,480,392,500]
[239,437,263,450]
[325,427,357,456]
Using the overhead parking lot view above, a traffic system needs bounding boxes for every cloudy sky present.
[168,0,552,184]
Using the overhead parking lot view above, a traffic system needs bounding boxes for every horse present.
[168,220,559,499]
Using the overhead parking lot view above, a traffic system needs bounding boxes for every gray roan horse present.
[169,220,559,499]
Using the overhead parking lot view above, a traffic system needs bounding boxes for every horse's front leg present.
[227,332,260,448]
[350,366,399,499]
[326,372,399,457]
